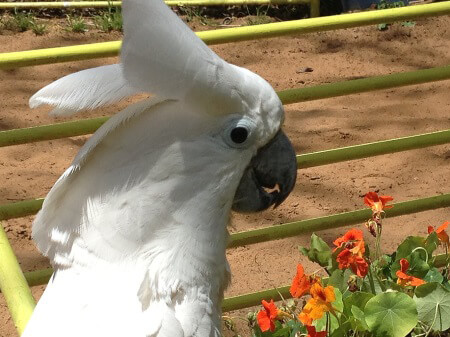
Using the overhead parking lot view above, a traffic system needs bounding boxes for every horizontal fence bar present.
[0,198,44,221]
[0,0,310,9]
[14,252,450,291]
[297,129,450,168]
[1,2,450,69]
[0,117,108,148]
[1,64,449,148]
[15,254,449,311]
[1,131,449,220]
[278,65,450,105]
[228,193,450,247]
[0,223,36,335]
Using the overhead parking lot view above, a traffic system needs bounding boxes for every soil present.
[0,13,449,337]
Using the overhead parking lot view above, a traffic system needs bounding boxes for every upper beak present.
[232,130,297,213]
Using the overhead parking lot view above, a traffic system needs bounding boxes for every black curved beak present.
[232,130,297,213]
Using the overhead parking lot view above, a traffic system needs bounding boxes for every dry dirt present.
[0,13,449,337]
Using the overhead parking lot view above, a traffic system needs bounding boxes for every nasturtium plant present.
[414,282,450,332]
[224,192,449,337]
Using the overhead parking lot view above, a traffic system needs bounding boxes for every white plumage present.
[23,1,296,336]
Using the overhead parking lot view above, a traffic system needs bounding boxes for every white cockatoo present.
[22,0,297,336]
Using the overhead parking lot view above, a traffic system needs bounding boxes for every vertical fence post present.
[0,223,35,335]
[310,0,320,17]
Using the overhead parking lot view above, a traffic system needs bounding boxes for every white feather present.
[120,0,247,115]
[29,64,139,116]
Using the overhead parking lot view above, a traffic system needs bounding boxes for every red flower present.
[428,221,449,247]
[333,229,364,251]
[257,300,278,332]
[364,192,393,213]
[306,325,327,337]
[333,229,369,277]
[336,248,369,277]
[396,259,426,287]
[289,264,319,298]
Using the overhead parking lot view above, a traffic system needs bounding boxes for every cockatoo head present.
[119,0,297,213]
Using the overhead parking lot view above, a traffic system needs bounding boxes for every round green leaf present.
[414,282,450,331]
[343,291,374,318]
[364,292,418,337]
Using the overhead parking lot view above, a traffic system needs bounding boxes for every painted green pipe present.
[228,193,450,247]
[0,223,36,335]
[0,0,311,9]
[1,64,450,148]
[0,198,44,221]
[277,65,450,105]
[1,130,449,220]
[1,2,450,69]
[0,117,108,148]
[297,129,450,169]
[22,268,53,287]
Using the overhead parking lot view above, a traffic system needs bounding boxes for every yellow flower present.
[298,283,336,325]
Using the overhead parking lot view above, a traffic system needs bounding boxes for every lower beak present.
[232,130,297,213]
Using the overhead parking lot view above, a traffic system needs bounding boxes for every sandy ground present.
[0,13,449,337]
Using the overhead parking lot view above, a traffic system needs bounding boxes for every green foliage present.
[246,5,272,26]
[365,292,418,337]
[0,11,47,35]
[414,282,450,332]
[299,233,333,270]
[94,6,122,32]
[66,15,88,33]
[178,6,214,26]
[13,12,34,32]
[31,21,47,36]
[376,0,415,31]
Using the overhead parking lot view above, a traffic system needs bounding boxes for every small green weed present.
[376,0,415,31]
[245,5,272,26]
[0,16,17,31]
[94,6,122,32]
[14,12,34,32]
[66,15,88,33]
[178,6,214,26]
[31,21,47,35]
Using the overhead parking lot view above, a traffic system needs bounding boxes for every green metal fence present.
[1,2,450,69]
[0,2,449,336]
[0,0,320,18]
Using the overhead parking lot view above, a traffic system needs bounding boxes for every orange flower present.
[298,283,336,325]
[333,229,368,277]
[364,192,393,213]
[257,300,278,332]
[428,221,449,246]
[306,325,327,337]
[336,248,369,277]
[333,229,364,252]
[396,259,426,287]
[289,264,320,298]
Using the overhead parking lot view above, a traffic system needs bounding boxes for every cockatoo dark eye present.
[222,118,255,149]
[230,127,248,144]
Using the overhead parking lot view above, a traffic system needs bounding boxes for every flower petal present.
[290,264,311,298]
[399,258,410,273]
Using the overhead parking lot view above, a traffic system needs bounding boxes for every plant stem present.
[367,265,377,295]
